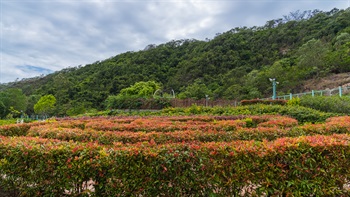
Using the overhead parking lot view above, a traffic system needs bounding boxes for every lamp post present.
[269,78,279,100]
[171,89,175,98]
[205,95,209,107]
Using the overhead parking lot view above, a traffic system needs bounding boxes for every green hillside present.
[1,8,350,116]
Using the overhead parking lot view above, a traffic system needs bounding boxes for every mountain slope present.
[1,8,350,115]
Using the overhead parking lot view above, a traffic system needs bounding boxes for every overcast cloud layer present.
[1,0,349,83]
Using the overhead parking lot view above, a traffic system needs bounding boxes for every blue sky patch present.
[16,65,53,74]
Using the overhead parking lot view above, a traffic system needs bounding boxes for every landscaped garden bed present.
[0,114,349,196]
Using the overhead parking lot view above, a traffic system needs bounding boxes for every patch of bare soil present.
[302,72,350,91]
[0,187,17,197]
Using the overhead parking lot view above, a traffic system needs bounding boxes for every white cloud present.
[1,0,349,83]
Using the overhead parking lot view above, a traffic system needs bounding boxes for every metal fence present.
[170,98,238,108]
[273,86,350,100]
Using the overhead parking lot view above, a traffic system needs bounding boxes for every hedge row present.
[0,135,349,196]
[4,116,350,146]
[83,104,336,124]
[26,126,295,145]
[0,115,281,137]
[25,116,350,145]
[159,104,335,124]
[240,99,287,106]
[0,121,48,136]
[106,96,171,109]
[299,95,350,114]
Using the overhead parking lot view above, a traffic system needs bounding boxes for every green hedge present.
[300,95,350,114]
[0,122,48,137]
[160,104,335,124]
[0,124,31,136]
[0,119,16,126]
[105,95,171,110]
[84,104,336,124]
[240,99,287,106]
[0,135,349,196]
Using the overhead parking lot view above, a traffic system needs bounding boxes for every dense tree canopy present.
[119,81,161,98]
[0,88,27,118]
[34,95,56,116]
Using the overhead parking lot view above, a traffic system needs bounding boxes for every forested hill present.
[1,8,350,115]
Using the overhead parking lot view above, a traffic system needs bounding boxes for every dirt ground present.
[0,187,17,197]
[302,72,350,91]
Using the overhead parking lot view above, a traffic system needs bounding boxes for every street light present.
[171,89,175,98]
[205,95,210,107]
[269,78,279,100]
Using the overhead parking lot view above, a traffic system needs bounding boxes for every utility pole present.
[269,78,279,100]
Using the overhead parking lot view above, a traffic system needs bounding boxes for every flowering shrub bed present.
[25,116,298,144]
[50,115,282,132]
[298,116,350,135]
[0,134,349,196]
[0,121,47,136]
[0,115,350,196]
[27,125,293,145]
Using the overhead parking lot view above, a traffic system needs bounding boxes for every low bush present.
[0,135,349,196]
[299,95,350,114]
[105,95,171,110]
[105,95,143,109]
[26,116,299,144]
[0,119,16,126]
[240,99,287,106]
[161,104,335,124]
[0,124,31,136]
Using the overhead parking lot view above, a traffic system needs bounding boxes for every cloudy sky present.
[1,0,349,83]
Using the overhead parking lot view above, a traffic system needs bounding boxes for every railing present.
[270,86,350,100]
[170,98,238,108]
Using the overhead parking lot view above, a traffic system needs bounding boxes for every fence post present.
[289,93,292,100]
[339,86,342,97]
[312,90,314,97]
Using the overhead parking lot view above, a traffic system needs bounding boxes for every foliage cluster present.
[0,88,27,119]
[0,88,58,119]
[24,115,298,144]
[1,8,350,115]
[240,99,287,105]
[0,119,16,126]
[298,95,350,113]
[105,95,171,110]
[118,81,161,98]
[156,104,334,124]
[81,104,334,124]
[34,94,56,116]
[1,115,350,196]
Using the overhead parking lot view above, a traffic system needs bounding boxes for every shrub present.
[0,124,31,136]
[0,119,16,126]
[105,95,171,110]
[240,99,287,106]
[300,95,350,114]
[287,97,301,106]
[0,135,349,196]
[159,104,334,124]
[105,95,143,109]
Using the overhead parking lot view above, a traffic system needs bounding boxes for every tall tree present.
[0,88,27,118]
[296,39,330,78]
[119,81,161,98]
[178,79,212,100]
[34,95,57,116]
